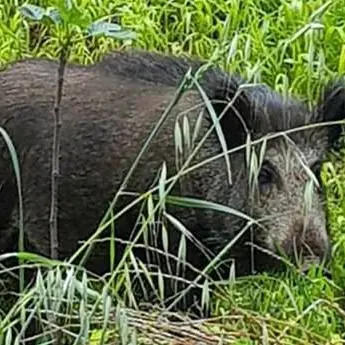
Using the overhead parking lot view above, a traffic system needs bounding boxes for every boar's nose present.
[293,218,332,263]
[304,235,332,263]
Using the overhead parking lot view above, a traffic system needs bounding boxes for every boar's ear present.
[209,81,254,150]
[318,79,345,150]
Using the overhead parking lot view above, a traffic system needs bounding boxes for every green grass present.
[1,0,345,344]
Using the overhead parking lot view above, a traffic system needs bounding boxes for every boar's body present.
[0,59,216,266]
[0,49,345,319]
[0,53,249,305]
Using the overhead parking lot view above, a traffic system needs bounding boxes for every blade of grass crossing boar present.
[191,75,233,185]
[69,68,194,269]
[0,127,25,336]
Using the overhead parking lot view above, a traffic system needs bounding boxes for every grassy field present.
[1,0,345,344]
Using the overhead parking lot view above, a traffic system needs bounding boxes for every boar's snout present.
[283,215,332,274]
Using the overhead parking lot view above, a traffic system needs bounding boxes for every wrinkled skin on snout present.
[0,49,344,322]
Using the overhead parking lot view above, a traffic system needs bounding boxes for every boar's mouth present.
[297,255,332,279]
[244,241,332,279]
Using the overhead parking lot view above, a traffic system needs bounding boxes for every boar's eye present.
[259,166,273,184]
[258,161,276,192]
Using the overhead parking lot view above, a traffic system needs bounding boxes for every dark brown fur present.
[0,49,345,342]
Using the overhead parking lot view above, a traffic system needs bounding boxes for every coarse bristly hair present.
[98,49,345,147]
[0,49,345,339]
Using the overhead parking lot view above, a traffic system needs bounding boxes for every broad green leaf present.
[20,4,46,21]
[20,4,62,25]
[108,30,137,40]
[87,21,136,40]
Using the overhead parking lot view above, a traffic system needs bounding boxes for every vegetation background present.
[1,0,345,344]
